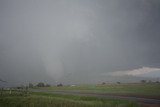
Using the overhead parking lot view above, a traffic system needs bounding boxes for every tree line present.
[29,82,51,88]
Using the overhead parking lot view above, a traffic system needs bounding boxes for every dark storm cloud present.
[0,0,160,85]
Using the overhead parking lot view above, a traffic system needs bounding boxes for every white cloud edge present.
[103,67,160,77]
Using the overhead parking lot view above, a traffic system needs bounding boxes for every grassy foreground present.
[0,91,140,107]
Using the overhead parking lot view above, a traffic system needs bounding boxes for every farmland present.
[34,83,160,95]
[0,90,139,107]
[0,83,160,107]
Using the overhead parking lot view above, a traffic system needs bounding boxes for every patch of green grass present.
[36,83,160,95]
[0,91,140,107]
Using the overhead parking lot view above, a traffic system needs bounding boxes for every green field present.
[35,83,160,95]
[0,90,140,107]
[0,83,159,107]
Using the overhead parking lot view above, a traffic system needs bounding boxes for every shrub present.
[37,82,45,87]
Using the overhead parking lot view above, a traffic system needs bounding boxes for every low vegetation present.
[34,83,160,95]
[0,90,140,107]
[0,83,159,107]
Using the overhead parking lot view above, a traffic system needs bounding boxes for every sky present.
[0,0,160,86]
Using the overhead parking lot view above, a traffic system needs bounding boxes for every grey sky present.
[0,0,160,85]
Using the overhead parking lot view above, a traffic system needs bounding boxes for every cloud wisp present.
[105,67,160,77]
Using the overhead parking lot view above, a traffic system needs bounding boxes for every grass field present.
[0,83,159,107]
[0,90,140,107]
[35,83,160,95]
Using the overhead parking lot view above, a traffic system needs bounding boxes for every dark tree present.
[37,82,45,87]
[45,84,51,87]
[57,83,63,87]
[101,82,106,85]
[117,82,121,84]
[141,80,146,83]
